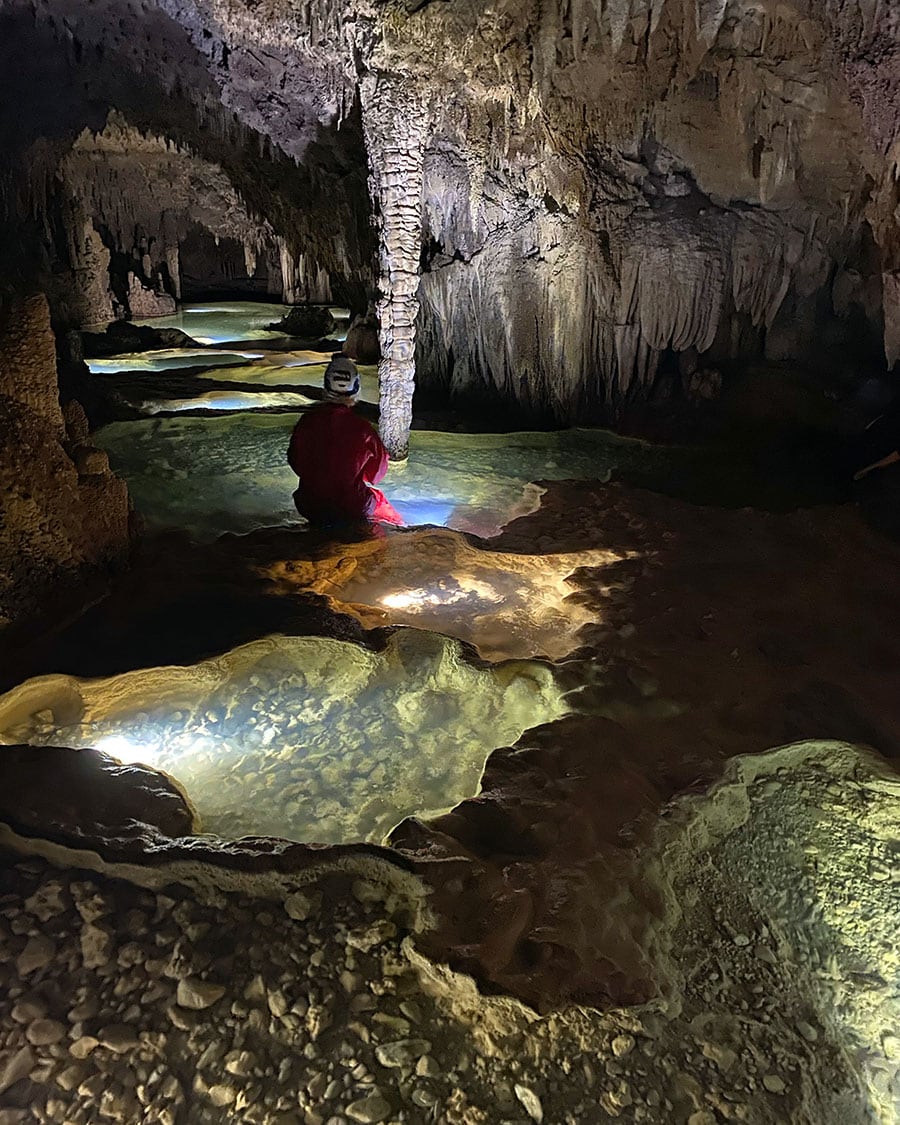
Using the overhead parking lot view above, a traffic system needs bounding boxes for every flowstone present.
[0,743,890,1125]
[261,527,630,661]
[0,631,566,845]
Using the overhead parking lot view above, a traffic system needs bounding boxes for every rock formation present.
[1,0,899,454]
[1,6,900,1118]
[0,294,131,632]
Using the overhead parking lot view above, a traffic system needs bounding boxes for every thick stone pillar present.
[360,75,428,461]
[0,294,130,631]
[60,200,114,327]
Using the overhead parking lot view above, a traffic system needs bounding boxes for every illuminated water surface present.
[131,301,349,345]
[96,414,666,539]
[0,633,566,844]
[86,349,265,374]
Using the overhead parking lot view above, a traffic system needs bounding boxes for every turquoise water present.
[86,349,265,374]
[133,301,289,344]
[131,301,350,345]
[137,389,314,415]
[95,414,666,540]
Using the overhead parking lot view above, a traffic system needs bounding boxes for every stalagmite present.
[360,76,428,461]
[67,208,115,327]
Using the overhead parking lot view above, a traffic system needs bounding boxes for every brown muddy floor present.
[3,479,899,1006]
[1,478,899,1122]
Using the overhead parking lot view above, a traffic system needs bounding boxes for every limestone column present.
[60,199,114,327]
[360,74,428,461]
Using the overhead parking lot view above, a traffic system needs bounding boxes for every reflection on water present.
[138,389,314,414]
[95,415,666,539]
[0,633,566,844]
[132,301,350,345]
[87,349,264,374]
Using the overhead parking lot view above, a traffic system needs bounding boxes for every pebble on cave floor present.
[0,740,893,1125]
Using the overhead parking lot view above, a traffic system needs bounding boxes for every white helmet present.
[324,354,360,398]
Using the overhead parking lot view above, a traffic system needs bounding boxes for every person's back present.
[287,353,401,527]
[288,400,386,522]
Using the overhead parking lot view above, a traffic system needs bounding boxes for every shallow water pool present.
[86,349,265,374]
[0,632,566,844]
[132,301,349,345]
[95,415,669,539]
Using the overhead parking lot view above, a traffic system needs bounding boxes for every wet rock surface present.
[0,741,888,1125]
[0,746,196,846]
[3,469,900,1020]
[82,323,198,358]
[270,307,336,340]
[3,293,900,1118]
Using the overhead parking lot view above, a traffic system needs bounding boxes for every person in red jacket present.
[287,354,404,527]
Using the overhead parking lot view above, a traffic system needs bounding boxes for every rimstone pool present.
[0,632,566,844]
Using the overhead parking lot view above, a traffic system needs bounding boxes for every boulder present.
[269,305,335,338]
[343,311,381,365]
[0,745,196,846]
[82,321,196,357]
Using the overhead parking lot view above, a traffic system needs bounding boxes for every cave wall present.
[0,294,131,632]
[0,2,375,322]
[2,0,900,425]
[404,1,890,420]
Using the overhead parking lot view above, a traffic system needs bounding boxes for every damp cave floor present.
[2,313,900,1122]
[2,468,900,1123]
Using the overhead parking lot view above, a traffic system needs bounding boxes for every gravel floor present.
[0,741,888,1124]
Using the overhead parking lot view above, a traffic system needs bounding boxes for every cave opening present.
[2,1,900,1122]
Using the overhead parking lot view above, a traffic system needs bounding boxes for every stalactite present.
[243,240,258,280]
[279,240,299,305]
[3,0,895,416]
[57,119,280,273]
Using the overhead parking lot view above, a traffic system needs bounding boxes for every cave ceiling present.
[1,0,899,409]
[3,0,895,235]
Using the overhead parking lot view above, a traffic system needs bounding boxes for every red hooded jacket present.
[287,402,389,522]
